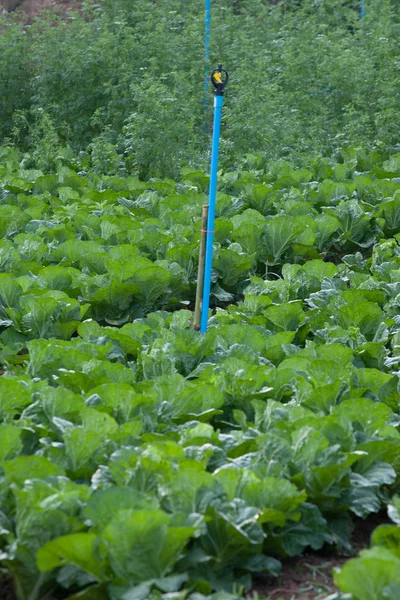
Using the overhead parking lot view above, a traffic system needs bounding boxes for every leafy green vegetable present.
[2,143,400,599]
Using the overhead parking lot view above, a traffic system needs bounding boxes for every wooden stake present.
[193,204,208,331]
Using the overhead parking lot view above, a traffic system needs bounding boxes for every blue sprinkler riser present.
[361,0,365,18]
[200,94,224,334]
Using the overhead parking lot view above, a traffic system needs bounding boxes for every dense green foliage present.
[1,144,400,599]
[1,0,400,178]
[1,1,400,599]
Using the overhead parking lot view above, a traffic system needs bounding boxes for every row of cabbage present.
[1,146,400,599]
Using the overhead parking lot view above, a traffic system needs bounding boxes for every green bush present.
[1,0,400,177]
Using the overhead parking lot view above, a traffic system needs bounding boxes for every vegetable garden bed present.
[1,144,400,599]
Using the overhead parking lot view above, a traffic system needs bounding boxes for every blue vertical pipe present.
[200,94,224,333]
[361,0,365,18]
[204,0,211,130]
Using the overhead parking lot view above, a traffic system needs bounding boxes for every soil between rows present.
[0,574,14,600]
[251,512,390,600]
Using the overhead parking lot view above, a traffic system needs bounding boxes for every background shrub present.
[1,0,400,177]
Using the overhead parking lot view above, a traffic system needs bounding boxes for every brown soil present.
[12,0,83,22]
[0,574,14,600]
[253,554,346,600]
[251,513,390,600]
